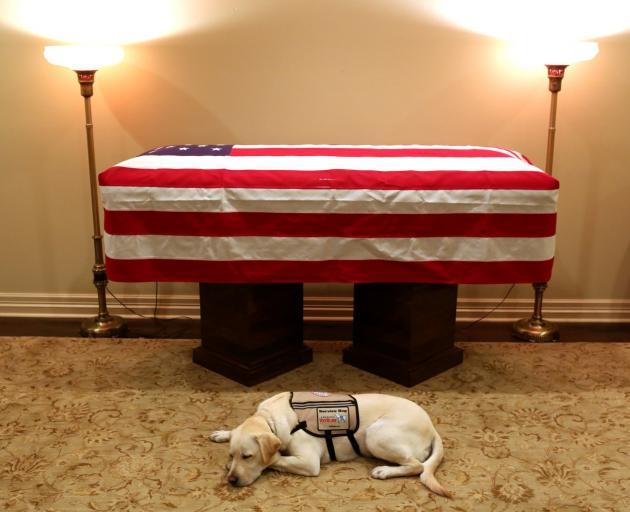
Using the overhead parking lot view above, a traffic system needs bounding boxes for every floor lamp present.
[512,41,599,343]
[44,45,128,338]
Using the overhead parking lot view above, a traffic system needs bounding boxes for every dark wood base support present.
[192,344,313,387]
[193,283,312,386]
[343,283,463,387]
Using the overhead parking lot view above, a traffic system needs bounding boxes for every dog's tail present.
[419,432,451,498]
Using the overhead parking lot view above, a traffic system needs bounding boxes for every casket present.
[99,144,558,285]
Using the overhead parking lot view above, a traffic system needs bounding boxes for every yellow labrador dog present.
[210,392,449,496]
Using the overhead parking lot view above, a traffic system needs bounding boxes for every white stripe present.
[116,155,541,173]
[233,144,524,159]
[100,186,558,214]
[104,234,555,262]
[235,144,502,148]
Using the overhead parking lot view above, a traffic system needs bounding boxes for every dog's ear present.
[256,433,281,465]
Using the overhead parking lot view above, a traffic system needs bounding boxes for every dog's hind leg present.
[370,457,424,479]
[365,421,424,479]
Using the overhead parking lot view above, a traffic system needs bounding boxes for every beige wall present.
[1,0,629,310]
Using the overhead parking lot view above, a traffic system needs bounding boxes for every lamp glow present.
[44,45,124,71]
[2,0,229,45]
[423,0,630,41]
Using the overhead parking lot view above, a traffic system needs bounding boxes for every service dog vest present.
[289,392,361,461]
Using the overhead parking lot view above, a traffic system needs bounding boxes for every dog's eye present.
[242,454,252,460]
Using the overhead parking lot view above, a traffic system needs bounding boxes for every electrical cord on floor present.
[106,286,153,319]
[153,281,158,320]
[456,284,515,332]
[107,283,193,321]
[151,282,194,322]
[106,283,195,338]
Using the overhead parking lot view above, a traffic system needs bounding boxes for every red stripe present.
[104,211,556,238]
[105,258,554,284]
[100,168,559,191]
[230,147,516,158]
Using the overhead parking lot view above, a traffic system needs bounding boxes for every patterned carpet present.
[1,337,629,512]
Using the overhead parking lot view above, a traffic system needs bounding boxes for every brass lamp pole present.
[44,46,127,337]
[76,69,127,337]
[512,42,598,342]
[512,65,564,343]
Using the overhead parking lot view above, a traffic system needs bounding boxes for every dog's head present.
[226,416,281,486]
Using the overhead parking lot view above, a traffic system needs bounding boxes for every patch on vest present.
[317,407,349,430]
[290,392,359,436]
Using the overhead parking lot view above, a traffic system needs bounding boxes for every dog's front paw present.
[210,430,231,443]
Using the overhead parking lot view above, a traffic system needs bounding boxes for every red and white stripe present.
[99,144,558,284]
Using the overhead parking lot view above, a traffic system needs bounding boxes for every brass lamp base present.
[512,282,559,343]
[80,314,128,338]
[512,317,559,343]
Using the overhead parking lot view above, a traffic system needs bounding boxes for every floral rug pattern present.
[1,337,629,511]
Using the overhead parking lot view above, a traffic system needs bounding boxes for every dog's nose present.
[227,474,239,486]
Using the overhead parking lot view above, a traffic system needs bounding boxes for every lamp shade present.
[44,45,124,71]
[511,40,599,67]
[542,41,599,65]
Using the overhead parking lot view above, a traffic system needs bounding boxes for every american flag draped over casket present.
[98,144,558,284]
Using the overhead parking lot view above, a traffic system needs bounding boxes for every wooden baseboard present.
[0,316,629,342]
[0,292,628,341]
[2,293,629,323]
